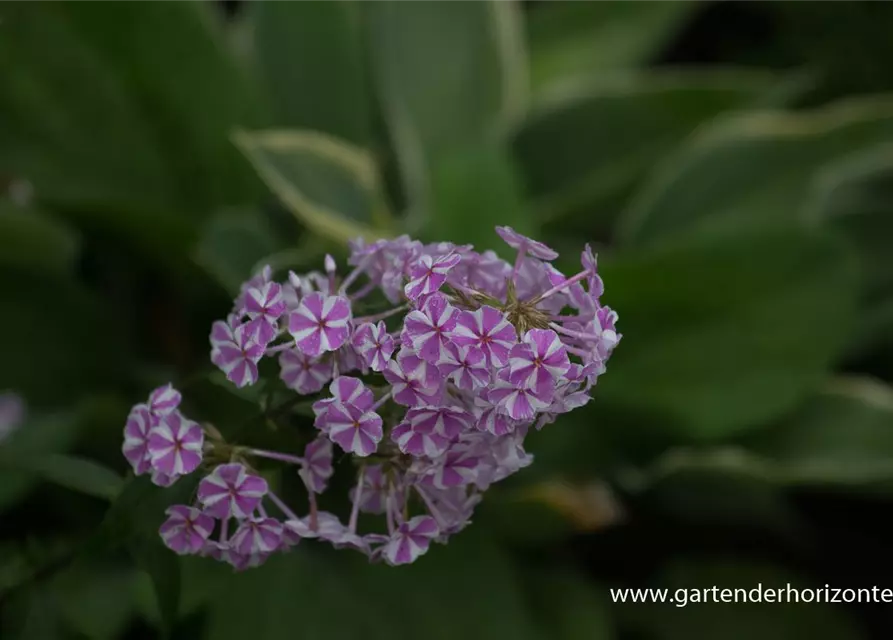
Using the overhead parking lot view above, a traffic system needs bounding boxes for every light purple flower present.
[159,505,215,555]
[229,517,284,555]
[147,411,203,477]
[243,282,287,345]
[288,292,352,357]
[211,322,264,388]
[279,348,332,394]
[402,293,459,363]
[198,463,268,519]
[383,351,443,407]
[495,226,559,260]
[148,384,181,417]
[352,321,395,372]
[349,465,390,514]
[325,403,383,457]
[404,252,461,301]
[581,244,604,299]
[298,436,333,494]
[508,329,570,390]
[391,419,449,458]
[452,306,517,367]
[122,404,153,475]
[475,406,514,436]
[419,448,482,489]
[313,376,375,420]
[437,343,490,390]
[383,516,439,566]
[404,405,471,440]
[486,377,552,421]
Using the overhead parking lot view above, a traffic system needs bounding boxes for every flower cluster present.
[121,227,620,569]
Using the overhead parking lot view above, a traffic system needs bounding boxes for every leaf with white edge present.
[595,225,858,439]
[619,96,893,245]
[511,70,778,226]
[806,143,893,355]
[251,1,371,145]
[233,129,392,244]
[526,1,697,91]
[363,0,527,210]
[0,453,124,501]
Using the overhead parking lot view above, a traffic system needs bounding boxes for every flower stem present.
[265,341,294,356]
[348,467,366,534]
[530,269,590,305]
[245,448,305,466]
[267,491,299,521]
[371,390,393,412]
[353,304,409,325]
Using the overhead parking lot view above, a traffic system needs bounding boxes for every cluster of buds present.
[120,227,619,568]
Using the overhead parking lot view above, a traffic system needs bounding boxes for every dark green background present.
[2,1,893,638]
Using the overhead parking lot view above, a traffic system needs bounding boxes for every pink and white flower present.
[351,321,395,372]
[229,517,284,555]
[279,348,332,394]
[243,282,287,346]
[508,328,571,391]
[198,464,268,519]
[211,322,264,388]
[298,436,334,494]
[402,293,459,363]
[122,404,154,475]
[147,411,203,476]
[159,505,215,555]
[147,384,181,417]
[323,403,383,457]
[404,252,461,301]
[452,306,517,367]
[383,352,443,407]
[383,516,439,566]
[436,343,490,390]
[288,292,352,357]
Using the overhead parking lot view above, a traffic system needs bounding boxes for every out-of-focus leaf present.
[0,270,129,406]
[131,536,180,638]
[0,452,123,501]
[526,1,697,91]
[233,129,392,243]
[0,3,261,227]
[524,566,615,640]
[0,586,66,640]
[0,413,82,511]
[194,209,281,295]
[807,143,893,355]
[52,561,139,640]
[427,143,531,252]
[594,225,857,439]
[511,70,777,227]
[619,96,893,244]
[631,377,893,500]
[625,558,864,640]
[252,1,371,145]
[746,377,893,485]
[204,531,542,640]
[363,0,527,210]
[0,202,79,276]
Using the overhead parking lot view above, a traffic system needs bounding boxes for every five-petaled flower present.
[289,292,352,357]
[198,463,268,519]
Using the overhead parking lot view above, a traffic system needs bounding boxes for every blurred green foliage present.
[2,1,893,639]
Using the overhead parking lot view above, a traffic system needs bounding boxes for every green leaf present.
[0,3,261,247]
[363,0,527,209]
[194,209,282,295]
[625,558,864,640]
[131,536,180,638]
[427,143,531,252]
[0,202,79,276]
[204,532,542,640]
[511,70,778,228]
[594,225,858,439]
[806,143,893,355]
[0,270,130,406]
[526,1,697,91]
[52,561,139,640]
[745,377,893,485]
[0,413,82,511]
[523,566,615,640]
[233,129,392,244]
[619,96,893,245]
[0,452,123,501]
[251,1,371,145]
